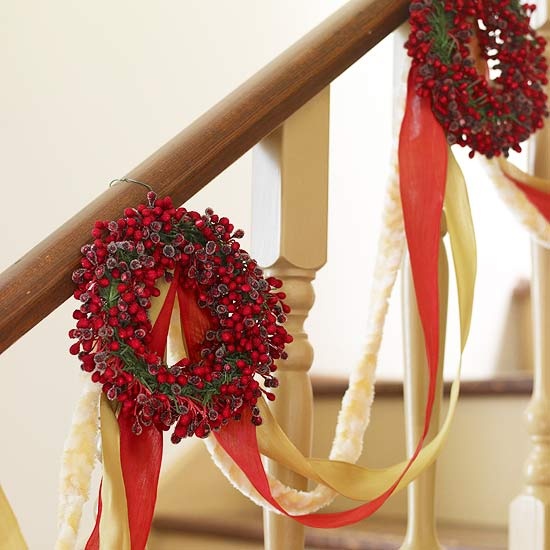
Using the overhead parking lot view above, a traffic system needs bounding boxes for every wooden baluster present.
[400,223,448,550]
[251,87,330,550]
[509,19,550,550]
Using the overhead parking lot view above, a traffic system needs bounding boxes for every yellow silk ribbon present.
[447,148,477,347]
[0,485,27,550]
[254,147,476,502]
[98,396,131,550]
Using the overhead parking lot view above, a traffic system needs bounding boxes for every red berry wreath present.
[70,192,292,442]
[406,0,549,158]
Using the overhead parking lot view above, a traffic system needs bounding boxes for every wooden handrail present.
[0,0,408,353]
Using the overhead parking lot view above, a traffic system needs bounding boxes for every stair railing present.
[0,1,409,548]
[0,0,408,354]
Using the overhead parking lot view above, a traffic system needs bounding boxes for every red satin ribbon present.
[398,69,447,435]
[215,408,406,528]
[85,483,102,549]
[116,276,180,549]
[86,276,177,549]
[118,407,163,549]
[117,277,180,549]
[212,67,449,526]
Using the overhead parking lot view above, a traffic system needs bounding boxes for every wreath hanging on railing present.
[406,0,548,157]
[70,194,291,441]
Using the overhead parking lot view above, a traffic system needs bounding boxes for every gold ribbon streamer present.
[0,485,27,550]
[253,148,476,503]
[98,396,130,550]
[447,148,477,346]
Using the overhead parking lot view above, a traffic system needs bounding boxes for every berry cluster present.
[70,192,292,442]
[406,0,548,158]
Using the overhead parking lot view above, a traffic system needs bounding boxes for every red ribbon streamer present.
[177,285,410,524]
[87,276,177,549]
[116,276,180,549]
[212,67,449,527]
[215,408,401,528]
[398,68,447,435]
[118,409,163,549]
[84,483,102,550]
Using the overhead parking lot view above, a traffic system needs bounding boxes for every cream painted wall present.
[0,2,346,547]
[314,395,531,528]
[0,0,541,547]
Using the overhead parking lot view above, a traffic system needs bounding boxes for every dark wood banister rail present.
[0,0,408,353]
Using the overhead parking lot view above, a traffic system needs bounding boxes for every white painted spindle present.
[251,87,330,550]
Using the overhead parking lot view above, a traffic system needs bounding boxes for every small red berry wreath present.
[406,0,549,158]
[70,192,292,442]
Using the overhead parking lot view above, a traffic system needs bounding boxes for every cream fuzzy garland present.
[55,378,101,550]
[202,58,409,513]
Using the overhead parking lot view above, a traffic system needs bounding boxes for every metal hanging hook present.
[109,177,154,192]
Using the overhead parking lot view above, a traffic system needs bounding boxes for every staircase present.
[1,0,550,548]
